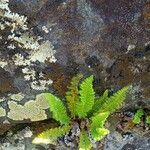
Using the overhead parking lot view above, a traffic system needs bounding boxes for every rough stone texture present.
[104,131,150,150]
[0,0,150,149]
[0,0,149,123]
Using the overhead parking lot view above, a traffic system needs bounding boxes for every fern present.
[146,116,150,124]
[76,75,95,118]
[94,128,110,141]
[133,109,144,124]
[79,131,92,150]
[89,90,109,115]
[65,74,83,118]
[44,93,70,125]
[98,86,129,114]
[33,75,129,149]
[90,112,110,140]
[32,125,70,144]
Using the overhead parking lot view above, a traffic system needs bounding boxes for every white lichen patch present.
[42,26,49,33]
[23,127,33,138]
[12,53,29,66]
[22,67,36,81]
[0,107,6,117]
[7,43,16,49]
[9,93,25,101]
[10,33,40,50]
[0,60,8,68]
[7,93,49,121]
[0,0,27,30]
[0,0,56,64]
[126,44,136,53]
[29,40,56,63]
[0,22,5,30]
[0,0,56,92]
[0,97,6,102]
[31,79,53,91]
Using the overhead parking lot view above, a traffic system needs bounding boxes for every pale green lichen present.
[0,0,56,121]
[0,107,6,117]
[9,93,25,101]
[7,93,49,121]
[0,97,5,102]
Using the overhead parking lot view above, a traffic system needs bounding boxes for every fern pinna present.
[33,75,129,150]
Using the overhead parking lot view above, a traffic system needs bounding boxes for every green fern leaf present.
[90,112,109,140]
[89,90,109,115]
[76,76,95,118]
[44,93,70,125]
[65,74,83,118]
[92,128,109,141]
[133,109,144,124]
[98,86,129,114]
[146,116,150,124]
[32,125,70,144]
[79,131,92,150]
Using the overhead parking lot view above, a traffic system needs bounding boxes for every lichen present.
[0,97,5,102]
[42,26,49,33]
[0,0,56,91]
[0,107,6,117]
[29,40,56,63]
[9,93,25,101]
[7,93,49,121]
[0,60,7,68]
[31,79,53,91]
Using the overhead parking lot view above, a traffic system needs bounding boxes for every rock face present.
[0,0,149,125]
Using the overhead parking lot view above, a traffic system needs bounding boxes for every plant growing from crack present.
[133,109,150,125]
[33,74,129,149]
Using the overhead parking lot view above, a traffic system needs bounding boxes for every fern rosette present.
[33,74,129,150]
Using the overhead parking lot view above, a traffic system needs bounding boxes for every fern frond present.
[133,109,144,124]
[76,76,95,118]
[90,112,109,140]
[90,112,110,128]
[79,131,92,150]
[146,116,150,124]
[92,128,109,141]
[89,90,109,115]
[44,93,70,125]
[98,86,129,114]
[32,125,70,144]
[65,74,83,118]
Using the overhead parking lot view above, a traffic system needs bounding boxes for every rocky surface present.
[0,0,150,149]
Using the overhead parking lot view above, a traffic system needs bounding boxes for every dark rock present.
[0,2,149,150]
[121,143,136,150]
